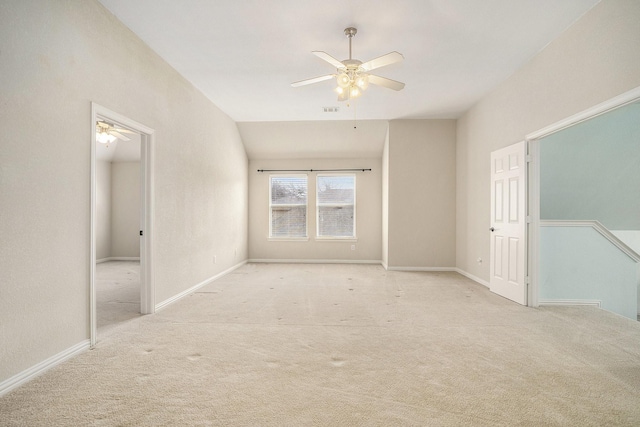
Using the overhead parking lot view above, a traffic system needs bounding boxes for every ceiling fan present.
[96,121,134,144]
[291,27,405,101]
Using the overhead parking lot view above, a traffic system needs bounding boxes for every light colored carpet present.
[96,261,141,337]
[1,263,640,426]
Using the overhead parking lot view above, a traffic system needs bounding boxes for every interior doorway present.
[90,103,155,347]
[95,260,141,335]
[95,127,142,335]
[526,86,640,310]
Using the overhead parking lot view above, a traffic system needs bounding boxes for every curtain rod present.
[257,168,371,173]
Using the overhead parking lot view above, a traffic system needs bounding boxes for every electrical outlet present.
[213,256,217,264]
[351,245,356,251]
[477,257,482,264]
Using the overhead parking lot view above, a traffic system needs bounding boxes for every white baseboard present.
[97,257,140,264]
[0,339,90,397]
[248,259,383,265]
[386,266,457,272]
[454,268,490,288]
[155,260,248,312]
[539,299,602,308]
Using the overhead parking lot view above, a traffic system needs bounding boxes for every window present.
[269,175,307,238]
[316,174,356,238]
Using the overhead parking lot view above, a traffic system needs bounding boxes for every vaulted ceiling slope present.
[97,0,600,123]
[239,120,389,160]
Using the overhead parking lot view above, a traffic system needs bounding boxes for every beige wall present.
[111,162,140,258]
[0,0,248,383]
[96,160,112,260]
[96,161,141,260]
[238,120,388,160]
[387,120,456,268]
[456,0,640,281]
[381,128,390,267]
[249,158,382,262]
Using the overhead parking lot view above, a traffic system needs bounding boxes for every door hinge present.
[525,276,530,284]
[526,216,532,223]
[140,230,143,236]
[526,155,533,163]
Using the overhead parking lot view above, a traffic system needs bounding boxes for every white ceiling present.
[97,0,600,123]
[96,132,141,162]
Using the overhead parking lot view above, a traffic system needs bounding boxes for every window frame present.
[315,173,357,240]
[268,174,309,240]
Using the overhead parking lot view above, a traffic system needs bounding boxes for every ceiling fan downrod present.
[344,27,357,60]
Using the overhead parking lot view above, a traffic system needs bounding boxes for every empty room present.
[1,0,640,425]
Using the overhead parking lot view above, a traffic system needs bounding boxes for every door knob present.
[490,227,495,232]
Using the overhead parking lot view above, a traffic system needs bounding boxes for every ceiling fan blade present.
[291,74,335,87]
[368,74,405,91]
[112,127,135,134]
[312,51,345,70]
[109,130,131,141]
[360,51,404,72]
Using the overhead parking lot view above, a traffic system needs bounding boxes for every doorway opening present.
[526,86,640,312]
[90,103,155,347]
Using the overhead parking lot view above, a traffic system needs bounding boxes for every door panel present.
[494,236,503,278]
[490,141,527,305]
[495,181,503,221]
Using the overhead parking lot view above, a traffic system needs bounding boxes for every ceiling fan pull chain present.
[353,100,357,129]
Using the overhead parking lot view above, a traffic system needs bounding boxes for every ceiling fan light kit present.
[291,27,405,102]
[96,121,134,146]
[96,131,117,144]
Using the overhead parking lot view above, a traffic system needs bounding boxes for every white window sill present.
[268,237,309,242]
[315,237,358,242]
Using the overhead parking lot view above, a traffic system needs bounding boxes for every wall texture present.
[456,0,640,281]
[381,128,390,268]
[540,102,640,230]
[0,0,248,384]
[96,160,112,260]
[111,162,141,258]
[387,120,456,268]
[248,158,382,262]
[540,226,638,319]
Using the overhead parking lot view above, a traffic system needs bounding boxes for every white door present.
[490,141,527,305]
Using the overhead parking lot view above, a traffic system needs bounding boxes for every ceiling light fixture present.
[95,121,135,147]
[96,130,117,144]
[291,27,405,102]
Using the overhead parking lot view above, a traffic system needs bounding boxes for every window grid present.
[269,175,308,239]
[316,174,356,239]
